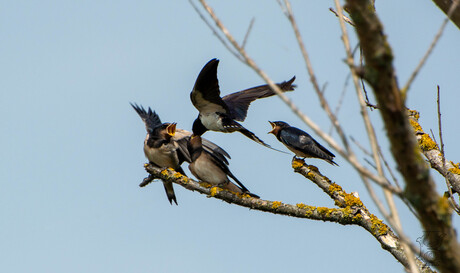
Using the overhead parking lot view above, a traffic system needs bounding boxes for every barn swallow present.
[131,103,231,205]
[188,135,259,197]
[190,58,295,150]
[268,121,338,166]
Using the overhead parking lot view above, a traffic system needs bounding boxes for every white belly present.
[144,142,179,168]
[200,113,225,131]
[190,156,228,185]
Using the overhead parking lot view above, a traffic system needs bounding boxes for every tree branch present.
[142,161,433,272]
[431,0,460,30]
[407,110,460,199]
[345,0,460,272]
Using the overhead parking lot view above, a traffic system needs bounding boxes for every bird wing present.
[190,59,229,115]
[204,149,250,193]
[130,103,162,133]
[174,128,231,165]
[280,127,336,158]
[222,76,296,121]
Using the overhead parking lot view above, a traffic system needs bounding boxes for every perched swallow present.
[188,135,259,197]
[190,58,295,149]
[131,103,231,205]
[268,121,338,166]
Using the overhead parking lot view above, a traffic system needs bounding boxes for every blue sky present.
[1,1,459,272]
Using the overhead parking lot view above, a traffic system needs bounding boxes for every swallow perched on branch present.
[268,121,338,166]
[190,58,295,150]
[131,103,231,205]
[188,135,259,197]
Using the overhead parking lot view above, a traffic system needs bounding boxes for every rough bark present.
[345,1,460,272]
[431,0,460,30]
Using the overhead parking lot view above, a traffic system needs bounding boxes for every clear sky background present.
[1,1,459,272]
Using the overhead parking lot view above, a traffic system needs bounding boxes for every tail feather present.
[163,181,178,205]
[236,127,289,154]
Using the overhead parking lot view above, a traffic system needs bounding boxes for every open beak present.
[268,121,276,134]
[167,123,177,137]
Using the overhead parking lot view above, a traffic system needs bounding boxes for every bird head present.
[268,121,289,136]
[188,134,203,156]
[154,122,176,140]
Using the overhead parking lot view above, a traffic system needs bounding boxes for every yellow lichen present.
[173,172,183,178]
[329,183,343,193]
[160,169,169,176]
[272,201,282,209]
[409,119,422,132]
[370,215,388,235]
[448,166,460,175]
[437,195,451,216]
[317,207,333,217]
[407,109,420,120]
[419,134,438,151]
[450,161,460,168]
[343,193,363,207]
[210,187,219,197]
[296,203,306,209]
[291,159,304,169]
[199,182,212,188]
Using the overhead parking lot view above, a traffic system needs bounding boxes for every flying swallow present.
[268,121,338,166]
[187,135,259,197]
[190,58,295,150]
[131,103,231,205]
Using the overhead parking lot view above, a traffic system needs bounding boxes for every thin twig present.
[329,73,350,135]
[402,0,459,98]
[329,7,355,26]
[437,86,460,214]
[188,0,245,62]
[280,0,351,155]
[242,17,255,49]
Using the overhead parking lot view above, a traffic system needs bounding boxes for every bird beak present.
[167,123,176,136]
[268,121,276,134]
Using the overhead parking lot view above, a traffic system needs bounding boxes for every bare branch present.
[329,7,355,26]
[242,17,255,49]
[408,110,460,204]
[143,162,433,272]
[188,0,245,62]
[346,1,460,271]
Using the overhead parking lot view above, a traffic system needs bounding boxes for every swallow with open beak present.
[190,58,295,150]
[131,103,231,205]
[268,121,338,166]
[188,134,259,197]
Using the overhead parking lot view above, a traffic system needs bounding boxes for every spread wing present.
[174,128,231,165]
[280,126,335,159]
[130,103,162,133]
[223,76,296,121]
[190,59,229,115]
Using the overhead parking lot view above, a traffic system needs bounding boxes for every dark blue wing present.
[130,103,162,133]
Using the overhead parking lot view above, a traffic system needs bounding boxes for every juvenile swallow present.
[188,135,259,197]
[268,121,338,166]
[190,58,295,149]
[131,103,231,205]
